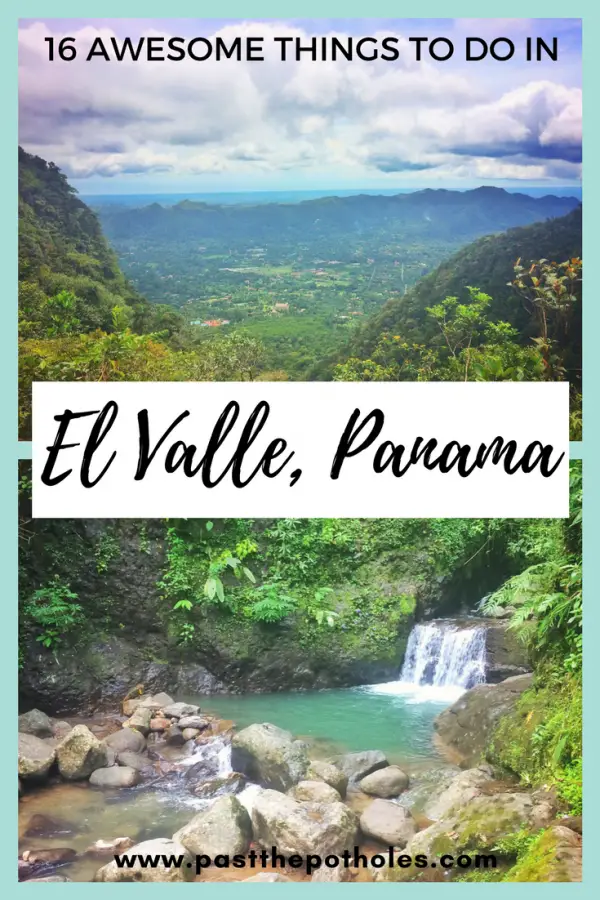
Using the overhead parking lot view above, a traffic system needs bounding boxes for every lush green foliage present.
[22,576,83,650]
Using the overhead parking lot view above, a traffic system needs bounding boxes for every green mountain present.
[18,146,155,333]
[97,185,579,245]
[328,206,582,377]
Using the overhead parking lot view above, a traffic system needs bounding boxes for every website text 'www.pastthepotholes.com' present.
[114,847,497,876]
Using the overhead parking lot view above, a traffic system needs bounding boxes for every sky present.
[18,18,582,194]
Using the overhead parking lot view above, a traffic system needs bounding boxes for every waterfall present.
[367,620,487,703]
[400,622,486,689]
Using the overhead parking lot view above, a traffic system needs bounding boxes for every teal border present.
[4,3,590,894]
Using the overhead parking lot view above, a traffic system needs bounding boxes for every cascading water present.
[400,622,487,689]
[367,620,487,703]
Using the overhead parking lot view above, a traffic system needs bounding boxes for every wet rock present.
[182,728,200,741]
[335,750,388,783]
[166,725,186,746]
[434,674,533,766]
[556,815,582,835]
[89,766,141,788]
[178,715,210,731]
[359,766,409,798]
[94,838,194,882]
[307,759,348,798]
[122,695,151,717]
[359,799,416,848]
[18,733,56,781]
[57,724,108,781]
[251,789,358,857]
[150,717,170,732]
[162,702,200,718]
[288,780,341,803]
[24,813,76,838]
[484,621,531,683]
[126,707,152,737]
[192,772,247,800]
[21,848,77,866]
[244,873,291,882]
[104,728,146,754]
[19,709,53,738]
[117,751,152,772]
[423,765,495,821]
[84,837,135,858]
[231,723,309,791]
[174,795,252,857]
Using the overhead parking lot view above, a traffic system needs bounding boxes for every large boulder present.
[94,838,194,882]
[434,674,533,766]
[104,728,146,754]
[359,799,416,848]
[288,781,341,803]
[307,760,348,798]
[18,733,56,781]
[162,702,200,718]
[423,765,495,821]
[177,715,210,731]
[138,692,174,711]
[335,750,388,783]
[117,751,152,772]
[251,789,358,856]
[509,825,582,882]
[18,709,53,738]
[56,725,107,780]
[173,796,252,857]
[231,723,309,791]
[407,791,556,858]
[89,766,141,788]
[484,622,531,682]
[359,766,409,798]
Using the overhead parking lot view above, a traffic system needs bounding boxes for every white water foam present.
[367,621,487,704]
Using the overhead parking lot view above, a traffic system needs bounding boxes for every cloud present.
[18,19,581,185]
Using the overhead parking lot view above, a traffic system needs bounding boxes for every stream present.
[19,620,488,882]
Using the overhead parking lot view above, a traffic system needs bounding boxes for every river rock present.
[122,695,150,717]
[51,720,73,740]
[307,760,348,798]
[18,733,56,781]
[289,780,341,803]
[56,724,107,780]
[117,751,152,772]
[125,707,152,736]
[423,764,495,821]
[178,715,210,731]
[485,621,531,682]
[434,674,533,766]
[244,873,292,882]
[138,691,174,711]
[21,848,77,866]
[166,725,186,746]
[192,772,247,800]
[251,789,358,856]
[150,717,171,732]
[312,865,352,882]
[84,837,135,858]
[94,838,194,882]
[19,708,53,738]
[89,766,141,788]
[407,791,556,858]
[174,796,252,857]
[359,765,409,798]
[335,750,388,783]
[162,702,200,718]
[104,728,146,754]
[182,728,200,741]
[24,813,76,838]
[359,799,416,847]
[231,723,309,791]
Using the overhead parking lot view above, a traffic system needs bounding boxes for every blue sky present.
[18,18,581,194]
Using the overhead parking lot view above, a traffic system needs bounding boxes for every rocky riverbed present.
[18,681,582,883]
